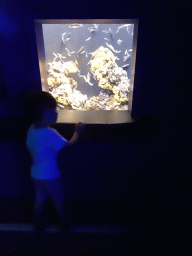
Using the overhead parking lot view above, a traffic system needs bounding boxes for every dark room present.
[0,0,191,255]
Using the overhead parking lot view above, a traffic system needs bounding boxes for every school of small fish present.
[46,23,135,110]
[52,24,133,89]
[60,24,132,65]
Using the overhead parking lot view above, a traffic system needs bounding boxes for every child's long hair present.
[21,90,57,124]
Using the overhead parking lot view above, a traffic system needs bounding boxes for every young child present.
[23,90,85,233]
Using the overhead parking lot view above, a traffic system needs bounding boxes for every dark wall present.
[0,0,191,201]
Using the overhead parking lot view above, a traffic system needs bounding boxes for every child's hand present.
[75,122,86,134]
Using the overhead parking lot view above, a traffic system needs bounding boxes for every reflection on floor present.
[0,223,132,233]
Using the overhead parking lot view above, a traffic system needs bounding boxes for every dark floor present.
[0,182,192,255]
[0,229,129,256]
[0,218,190,256]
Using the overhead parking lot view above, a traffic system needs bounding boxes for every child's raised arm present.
[65,122,86,146]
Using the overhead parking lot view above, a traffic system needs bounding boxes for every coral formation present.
[48,60,88,110]
[47,46,130,110]
[88,46,130,109]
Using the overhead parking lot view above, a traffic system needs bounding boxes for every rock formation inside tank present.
[47,46,130,110]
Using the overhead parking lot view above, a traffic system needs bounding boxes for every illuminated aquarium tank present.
[34,20,138,124]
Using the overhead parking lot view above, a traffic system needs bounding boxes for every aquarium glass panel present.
[34,20,138,124]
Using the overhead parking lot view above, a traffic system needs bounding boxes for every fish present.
[90,70,96,79]
[65,48,70,56]
[88,27,97,32]
[128,49,132,51]
[77,46,84,53]
[116,24,131,34]
[123,55,131,62]
[85,37,91,41]
[105,42,121,53]
[78,73,85,79]
[65,48,74,56]
[80,50,85,54]
[117,39,123,45]
[86,52,88,57]
[104,38,110,41]
[109,28,114,38]
[57,53,66,59]
[58,104,64,108]
[122,64,130,68]
[102,28,114,37]
[78,72,93,85]
[85,72,94,86]
[87,80,94,86]
[69,24,83,28]
[88,24,98,32]
[61,32,66,43]
[123,49,131,61]
[61,32,71,43]
[53,52,59,62]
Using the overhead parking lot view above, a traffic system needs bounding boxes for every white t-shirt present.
[26,125,68,179]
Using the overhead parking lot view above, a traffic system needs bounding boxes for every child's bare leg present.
[53,198,66,221]
[31,178,48,231]
[47,177,70,232]
[33,200,46,232]
[47,177,66,221]
[34,197,46,220]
